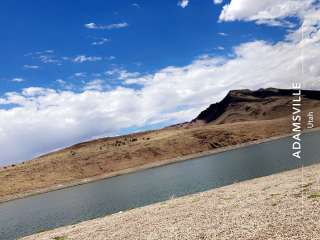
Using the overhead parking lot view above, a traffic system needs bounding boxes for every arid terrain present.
[22,162,320,240]
[1,88,320,202]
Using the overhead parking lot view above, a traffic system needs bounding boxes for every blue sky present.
[0,0,319,165]
[0,0,289,95]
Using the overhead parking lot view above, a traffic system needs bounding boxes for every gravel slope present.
[22,163,320,240]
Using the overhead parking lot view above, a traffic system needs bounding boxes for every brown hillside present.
[193,88,320,124]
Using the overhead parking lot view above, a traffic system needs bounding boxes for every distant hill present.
[192,88,320,124]
[1,88,320,202]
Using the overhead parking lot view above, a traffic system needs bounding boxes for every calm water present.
[1,131,320,240]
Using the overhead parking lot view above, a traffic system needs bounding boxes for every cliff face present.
[193,88,320,124]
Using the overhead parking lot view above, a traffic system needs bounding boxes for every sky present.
[0,0,320,165]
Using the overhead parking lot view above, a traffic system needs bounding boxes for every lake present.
[1,131,320,240]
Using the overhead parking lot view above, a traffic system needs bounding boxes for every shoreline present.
[22,161,320,240]
[1,127,319,204]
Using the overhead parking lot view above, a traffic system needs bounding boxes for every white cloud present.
[83,79,105,91]
[178,0,189,8]
[219,0,316,27]
[38,54,60,64]
[215,46,225,50]
[107,56,116,61]
[104,22,129,29]
[124,75,152,85]
[56,79,66,85]
[218,32,228,36]
[92,38,110,45]
[27,51,104,65]
[106,68,141,80]
[84,23,98,29]
[214,0,223,4]
[132,3,141,8]
[84,22,129,30]
[56,79,74,90]
[24,65,40,69]
[11,78,25,83]
[1,0,320,165]
[22,87,56,97]
[25,50,60,65]
[73,55,102,63]
[24,50,54,57]
[73,72,87,78]
[178,0,223,7]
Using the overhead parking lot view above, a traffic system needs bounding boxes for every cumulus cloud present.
[219,0,316,27]
[1,0,320,165]
[178,0,189,8]
[84,22,129,30]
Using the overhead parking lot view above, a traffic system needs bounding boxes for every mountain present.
[193,88,320,124]
[0,88,320,202]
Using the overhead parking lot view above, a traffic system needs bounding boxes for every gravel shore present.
[22,163,320,240]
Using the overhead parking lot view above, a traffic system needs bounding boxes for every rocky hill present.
[193,88,320,124]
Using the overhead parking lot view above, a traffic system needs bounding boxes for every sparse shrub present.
[308,191,320,199]
[53,236,68,240]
